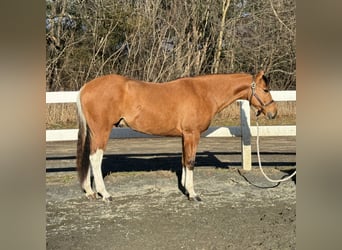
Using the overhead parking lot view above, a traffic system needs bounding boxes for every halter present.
[248,80,274,116]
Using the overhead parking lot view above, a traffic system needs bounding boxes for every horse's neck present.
[208,75,251,113]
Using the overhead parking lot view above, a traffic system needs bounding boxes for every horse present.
[76,70,277,202]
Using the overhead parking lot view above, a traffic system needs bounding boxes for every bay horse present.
[76,70,277,201]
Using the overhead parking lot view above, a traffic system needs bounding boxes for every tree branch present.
[269,0,294,36]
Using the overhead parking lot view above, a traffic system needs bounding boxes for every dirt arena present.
[46,137,296,249]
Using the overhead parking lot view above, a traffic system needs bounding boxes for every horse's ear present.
[255,70,264,82]
[263,74,270,87]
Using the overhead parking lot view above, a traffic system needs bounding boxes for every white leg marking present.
[90,149,111,201]
[185,168,197,198]
[82,167,96,198]
[181,167,186,188]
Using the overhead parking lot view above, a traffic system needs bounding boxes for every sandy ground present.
[46,137,296,249]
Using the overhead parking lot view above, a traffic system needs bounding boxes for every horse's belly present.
[123,114,182,137]
[130,121,182,136]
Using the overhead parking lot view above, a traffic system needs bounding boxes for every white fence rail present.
[46,90,296,170]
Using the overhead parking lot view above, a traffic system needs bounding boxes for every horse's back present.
[82,74,129,93]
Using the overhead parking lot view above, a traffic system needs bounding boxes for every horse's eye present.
[263,89,269,93]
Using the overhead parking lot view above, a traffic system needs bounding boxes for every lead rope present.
[256,116,296,182]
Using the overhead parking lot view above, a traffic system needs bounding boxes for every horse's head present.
[249,71,277,119]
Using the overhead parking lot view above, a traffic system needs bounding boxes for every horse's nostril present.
[267,111,277,119]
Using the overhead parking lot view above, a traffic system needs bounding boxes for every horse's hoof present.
[189,195,202,202]
[103,196,112,202]
[86,193,97,200]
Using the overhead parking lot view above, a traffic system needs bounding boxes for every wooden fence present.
[46,90,296,170]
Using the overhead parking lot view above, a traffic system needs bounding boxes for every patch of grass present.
[46,103,78,129]
[211,114,296,127]
[211,101,296,126]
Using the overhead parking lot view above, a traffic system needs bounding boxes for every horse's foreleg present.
[181,132,201,201]
[184,162,202,201]
[90,149,112,202]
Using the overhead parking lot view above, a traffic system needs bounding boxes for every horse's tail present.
[76,88,91,185]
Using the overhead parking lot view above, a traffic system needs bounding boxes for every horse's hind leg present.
[90,148,112,201]
[82,167,96,200]
[88,125,113,202]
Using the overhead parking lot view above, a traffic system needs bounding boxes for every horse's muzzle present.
[267,110,277,119]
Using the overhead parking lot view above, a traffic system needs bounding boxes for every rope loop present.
[255,117,296,183]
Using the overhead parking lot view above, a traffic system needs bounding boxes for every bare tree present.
[212,0,230,74]
[46,0,295,90]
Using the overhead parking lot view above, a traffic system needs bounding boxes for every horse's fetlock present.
[187,160,195,170]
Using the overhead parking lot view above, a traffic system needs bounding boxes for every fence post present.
[240,100,252,170]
